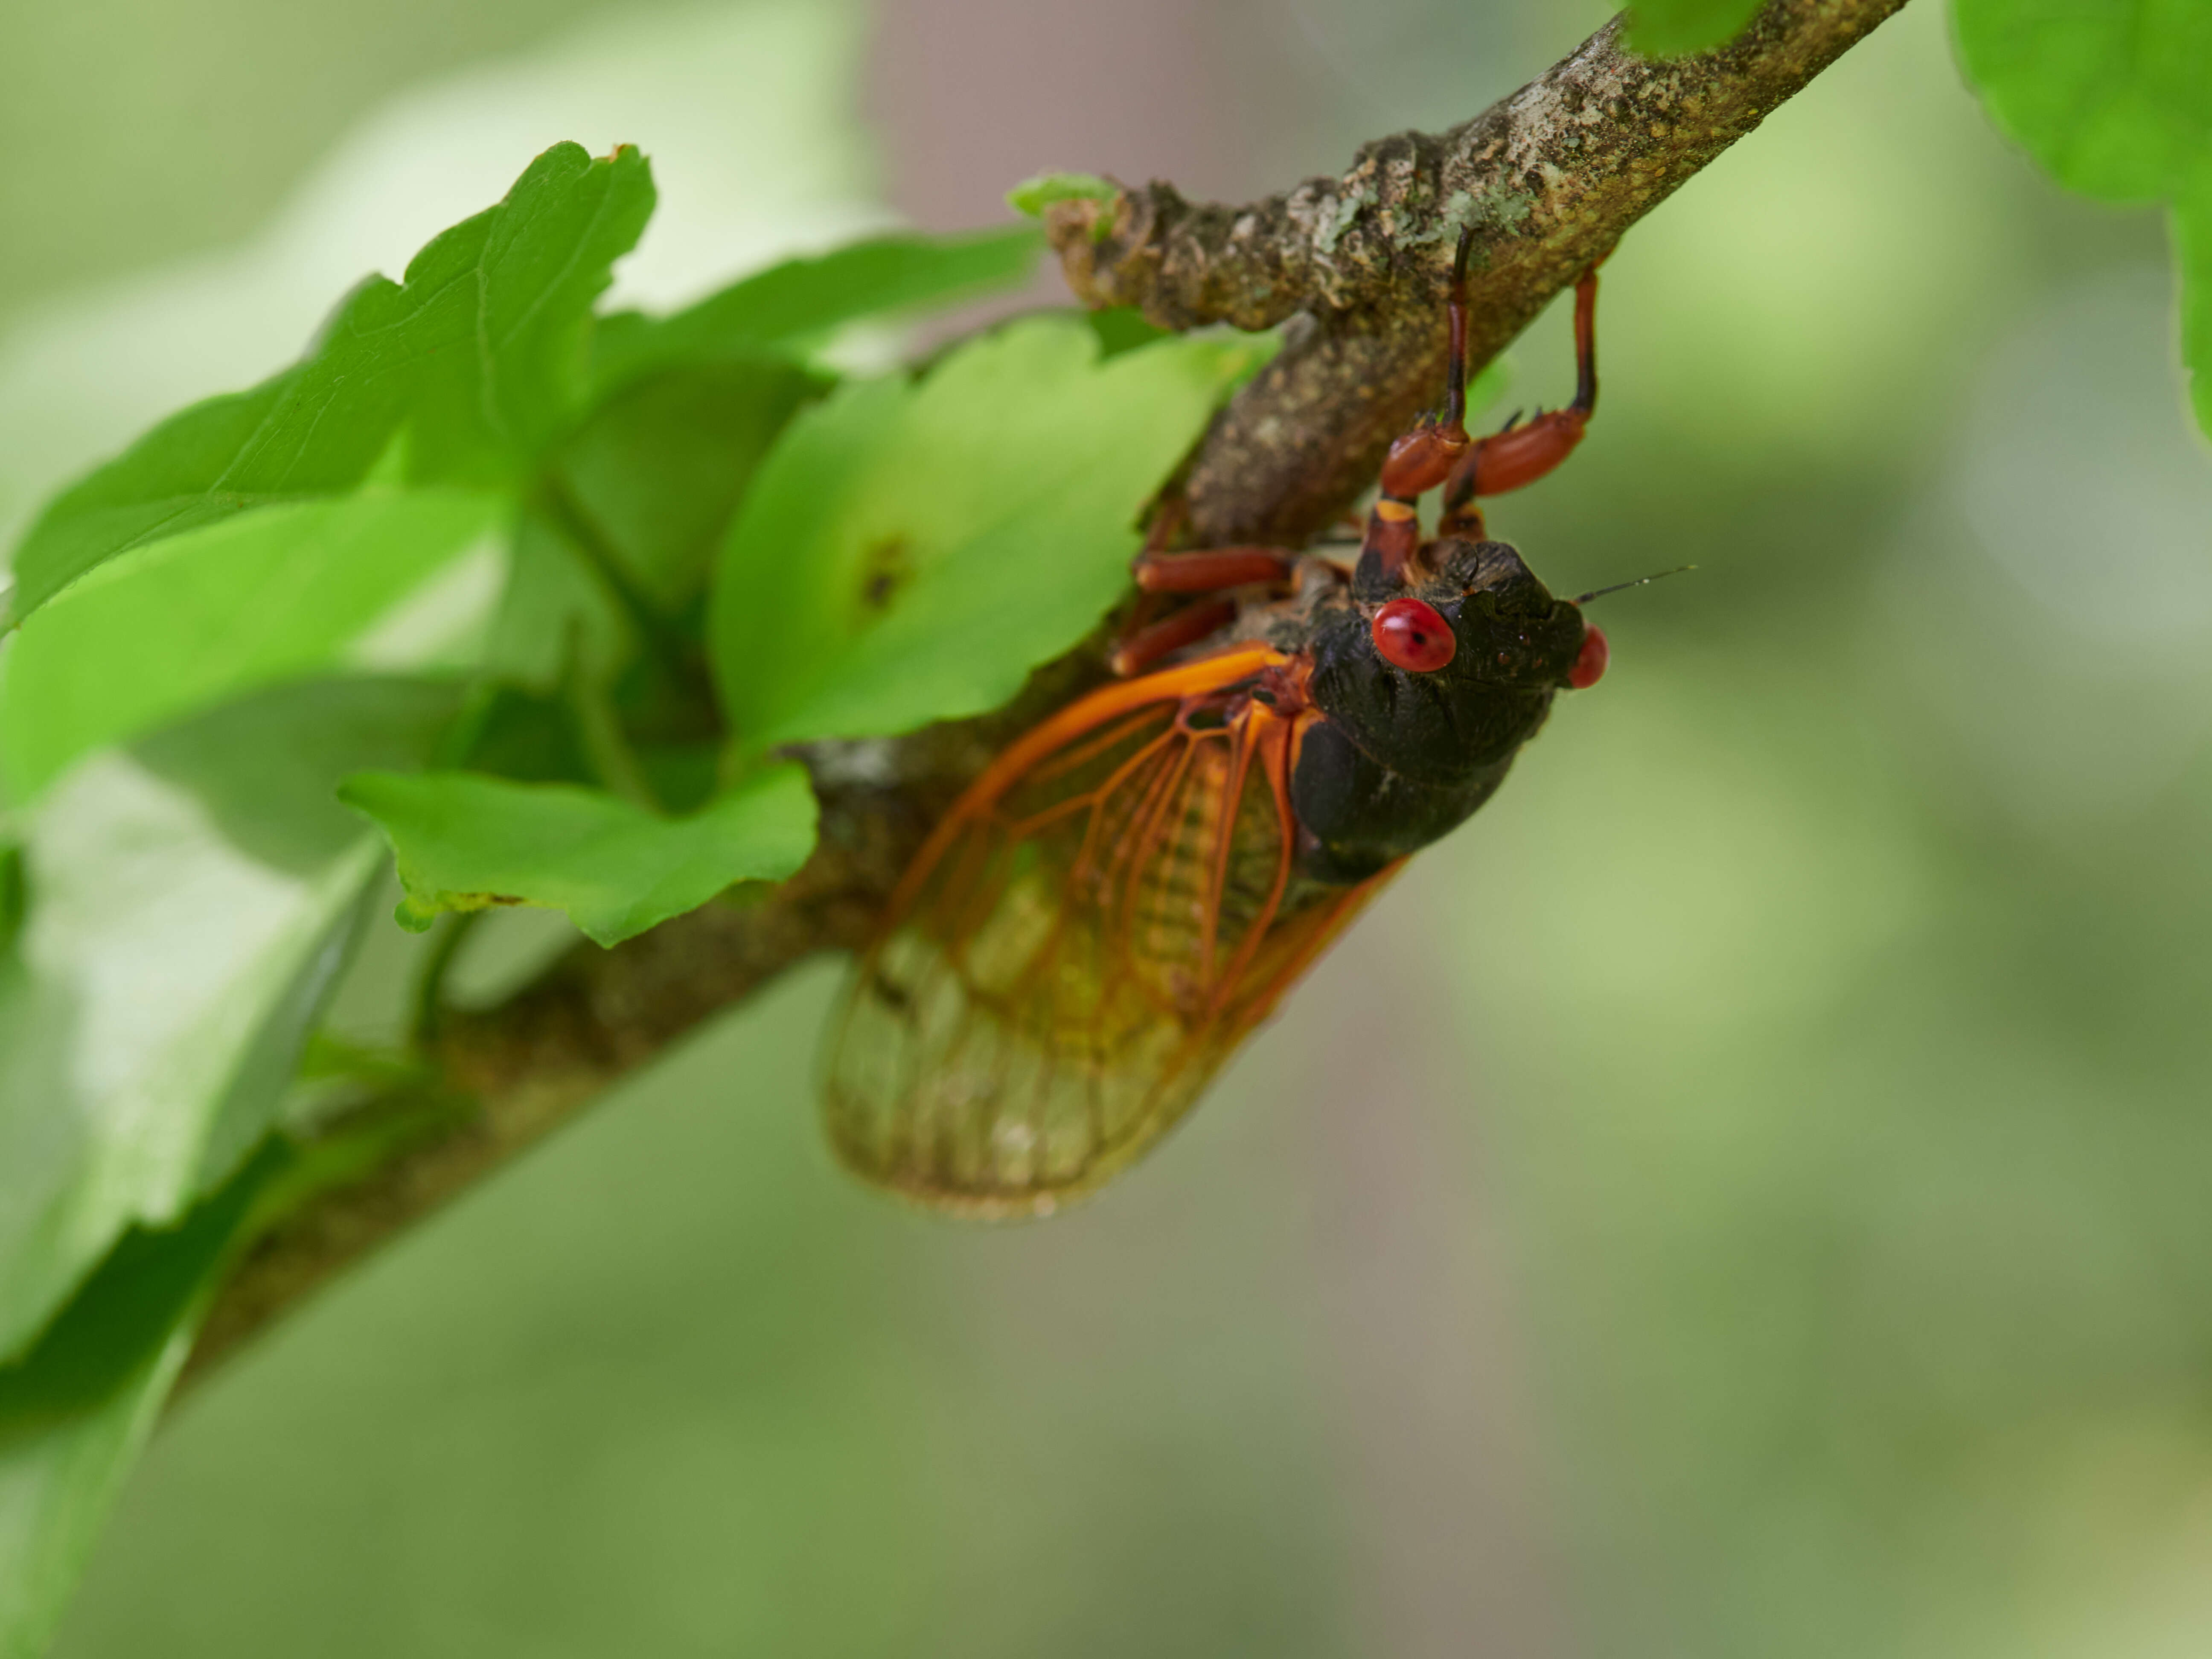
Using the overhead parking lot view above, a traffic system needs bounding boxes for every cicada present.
[825,230,1610,1215]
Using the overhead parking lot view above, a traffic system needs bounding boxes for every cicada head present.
[1313,537,1592,779]
[1292,538,1602,882]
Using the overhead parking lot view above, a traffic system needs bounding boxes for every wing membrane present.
[826,650,1394,1214]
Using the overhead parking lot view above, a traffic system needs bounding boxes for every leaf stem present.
[532,477,690,666]
[567,669,661,811]
[409,910,485,1049]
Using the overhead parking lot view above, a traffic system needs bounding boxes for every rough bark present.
[1050,0,1907,544]
[182,0,1909,1385]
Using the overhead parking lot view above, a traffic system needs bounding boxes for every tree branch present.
[1051,0,1907,544]
[181,0,1909,1385]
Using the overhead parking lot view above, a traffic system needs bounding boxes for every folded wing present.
[826,652,1391,1214]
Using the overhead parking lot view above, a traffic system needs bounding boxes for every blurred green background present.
[8,0,2211,1653]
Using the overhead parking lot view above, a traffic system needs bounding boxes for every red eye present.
[1371,597,1455,672]
[1569,623,1609,689]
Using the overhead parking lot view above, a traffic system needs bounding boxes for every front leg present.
[1352,227,1483,592]
[1437,267,1598,538]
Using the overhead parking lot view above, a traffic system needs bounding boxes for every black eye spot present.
[859,536,911,611]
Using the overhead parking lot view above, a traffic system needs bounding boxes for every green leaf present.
[4,141,652,629]
[0,1141,282,1439]
[1086,306,1173,358]
[0,1141,280,1659]
[2180,182,2212,434]
[408,143,656,482]
[1624,0,1763,58]
[0,678,459,1361]
[1952,0,2212,435]
[443,684,599,789]
[0,1081,462,1659]
[1,488,505,803]
[0,1312,189,1659]
[544,359,826,608]
[1006,172,1119,216]
[0,845,21,958]
[591,226,1045,396]
[1951,0,2212,201]
[339,765,818,947]
[479,508,637,695]
[710,316,1269,751]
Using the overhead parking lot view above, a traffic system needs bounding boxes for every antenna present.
[1572,565,1696,605]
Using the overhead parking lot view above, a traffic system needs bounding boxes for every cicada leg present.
[1436,267,1598,538]
[1111,504,1299,678]
[1352,226,1481,591]
[1131,547,1299,594]
[1108,597,1239,678]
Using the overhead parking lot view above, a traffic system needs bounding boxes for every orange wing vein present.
[824,647,1397,1215]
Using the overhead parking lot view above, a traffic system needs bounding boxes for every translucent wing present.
[826,648,1395,1215]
